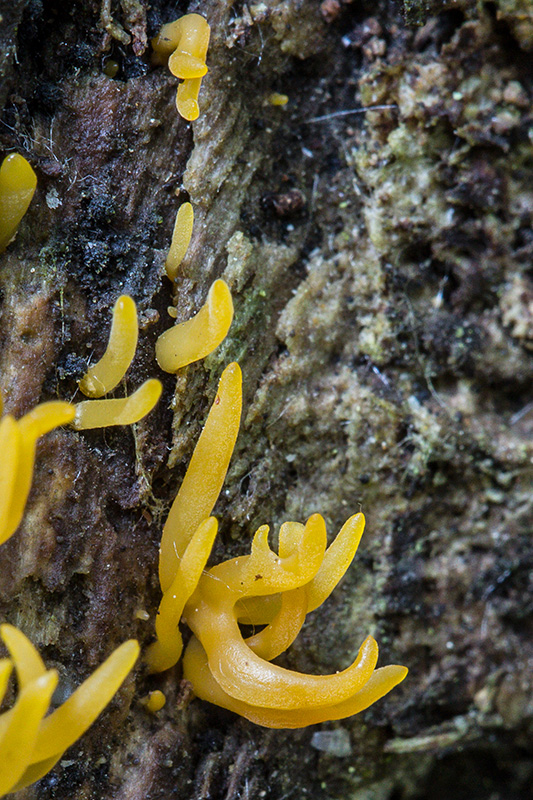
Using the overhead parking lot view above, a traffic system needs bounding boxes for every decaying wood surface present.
[0,1,532,798]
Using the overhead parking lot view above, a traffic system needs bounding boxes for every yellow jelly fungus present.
[0,625,139,794]
[144,690,166,713]
[150,356,407,726]
[78,295,139,398]
[155,279,233,373]
[0,401,75,546]
[177,514,407,727]
[184,517,382,711]
[158,361,242,592]
[165,201,194,282]
[0,154,37,253]
[152,14,210,121]
[146,516,218,672]
[72,378,162,430]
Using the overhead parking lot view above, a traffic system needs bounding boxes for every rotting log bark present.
[1,1,532,798]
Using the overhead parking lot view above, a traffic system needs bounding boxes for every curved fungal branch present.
[159,361,242,592]
[73,379,162,430]
[0,401,75,546]
[78,295,138,398]
[156,279,234,373]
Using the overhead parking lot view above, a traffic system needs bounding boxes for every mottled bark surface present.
[0,0,532,798]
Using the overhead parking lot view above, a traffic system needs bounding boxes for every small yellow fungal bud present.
[103,58,119,78]
[159,362,242,592]
[78,295,139,398]
[73,378,162,430]
[0,154,37,253]
[155,279,233,373]
[134,609,150,621]
[165,201,194,282]
[143,690,166,713]
[152,14,210,122]
[268,92,289,106]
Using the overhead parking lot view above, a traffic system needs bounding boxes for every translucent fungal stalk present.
[73,379,162,430]
[146,516,218,673]
[0,154,37,253]
[165,202,194,281]
[78,295,138,398]
[0,671,58,794]
[156,279,233,373]
[159,362,242,592]
[31,639,140,762]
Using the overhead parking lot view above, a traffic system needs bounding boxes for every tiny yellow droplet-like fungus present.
[156,279,233,373]
[73,378,162,430]
[103,58,119,78]
[143,690,166,713]
[165,201,194,282]
[78,295,139,398]
[0,154,37,253]
[268,92,289,106]
[152,14,210,122]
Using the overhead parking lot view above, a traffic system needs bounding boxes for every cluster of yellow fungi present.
[0,8,408,794]
[147,363,408,727]
[0,395,141,795]
[0,625,138,796]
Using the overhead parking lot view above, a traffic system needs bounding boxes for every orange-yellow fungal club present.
[155,279,233,373]
[165,201,194,281]
[0,402,75,545]
[0,416,21,544]
[0,625,139,792]
[159,362,242,591]
[152,14,210,121]
[78,295,138,398]
[183,637,408,729]
[73,378,162,430]
[146,516,218,673]
[306,512,366,612]
[0,153,37,253]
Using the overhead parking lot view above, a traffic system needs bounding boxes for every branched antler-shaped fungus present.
[148,360,408,728]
